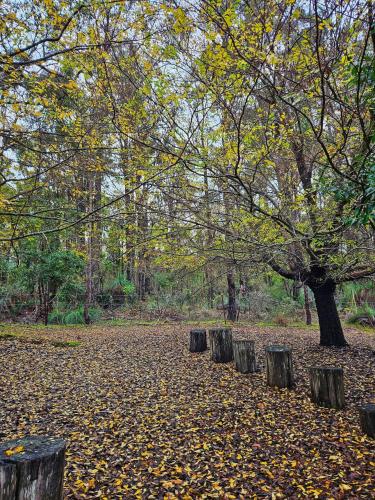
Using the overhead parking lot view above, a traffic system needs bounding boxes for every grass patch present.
[49,307,102,325]
[255,320,316,328]
[0,332,18,340]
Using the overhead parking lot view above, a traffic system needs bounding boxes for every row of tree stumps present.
[189,328,375,439]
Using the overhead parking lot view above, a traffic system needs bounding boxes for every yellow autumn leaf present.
[87,478,95,489]
[4,445,24,456]
[340,484,352,491]
[162,480,175,489]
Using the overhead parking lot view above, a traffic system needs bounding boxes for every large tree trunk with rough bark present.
[308,278,347,347]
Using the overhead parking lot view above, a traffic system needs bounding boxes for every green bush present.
[347,304,375,326]
[96,290,114,309]
[47,310,66,325]
[55,281,85,308]
[339,280,375,309]
[105,275,136,303]
[48,306,102,325]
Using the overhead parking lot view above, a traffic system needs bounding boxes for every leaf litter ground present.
[0,324,374,499]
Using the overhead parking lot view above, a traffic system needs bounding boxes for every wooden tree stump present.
[265,345,294,388]
[209,328,233,363]
[359,404,375,438]
[309,367,345,409]
[0,461,16,500]
[0,436,66,500]
[233,340,257,373]
[189,329,207,352]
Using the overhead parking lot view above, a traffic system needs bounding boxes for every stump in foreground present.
[189,329,207,353]
[0,461,16,499]
[359,404,375,438]
[0,436,66,500]
[309,366,345,409]
[233,340,257,373]
[209,328,233,363]
[265,345,294,388]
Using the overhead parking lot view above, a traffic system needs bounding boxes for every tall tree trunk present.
[227,268,237,321]
[84,225,93,325]
[203,165,214,309]
[205,267,214,309]
[292,280,299,300]
[135,182,150,301]
[83,171,102,323]
[309,279,347,346]
[92,171,103,297]
[304,284,312,325]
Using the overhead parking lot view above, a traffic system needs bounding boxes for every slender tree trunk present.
[203,165,215,309]
[121,146,135,286]
[227,268,237,321]
[205,267,214,309]
[304,284,312,325]
[83,236,93,325]
[43,287,49,326]
[83,219,94,325]
[292,280,299,300]
[92,171,102,298]
[309,279,347,346]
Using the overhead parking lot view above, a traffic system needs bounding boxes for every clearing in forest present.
[0,324,374,498]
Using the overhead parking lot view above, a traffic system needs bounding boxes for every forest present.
[0,0,374,498]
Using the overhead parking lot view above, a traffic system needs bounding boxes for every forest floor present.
[0,323,374,499]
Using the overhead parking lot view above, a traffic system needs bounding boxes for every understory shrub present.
[48,306,102,325]
[347,305,375,327]
[273,314,289,327]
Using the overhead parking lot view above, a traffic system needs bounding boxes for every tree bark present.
[0,436,66,500]
[209,328,233,363]
[226,269,237,321]
[309,278,347,346]
[233,340,257,373]
[265,345,294,388]
[303,284,312,325]
[309,367,345,409]
[189,329,207,353]
[291,280,299,301]
[0,460,16,499]
[359,404,375,438]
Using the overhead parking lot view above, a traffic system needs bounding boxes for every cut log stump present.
[265,345,294,388]
[309,366,345,409]
[209,328,233,363]
[233,340,257,373]
[189,329,207,353]
[359,404,375,438]
[0,461,16,500]
[0,436,66,500]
